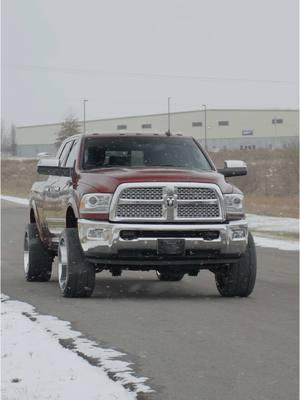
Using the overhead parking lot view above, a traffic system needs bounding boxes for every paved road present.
[2,201,299,400]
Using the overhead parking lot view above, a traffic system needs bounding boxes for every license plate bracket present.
[157,239,185,256]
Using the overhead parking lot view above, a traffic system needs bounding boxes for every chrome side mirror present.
[37,158,72,177]
[218,160,247,177]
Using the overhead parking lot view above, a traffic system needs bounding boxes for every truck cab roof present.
[85,131,186,139]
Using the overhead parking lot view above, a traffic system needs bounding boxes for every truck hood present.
[78,167,234,194]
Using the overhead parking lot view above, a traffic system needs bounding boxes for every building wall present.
[16,144,57,157]
[16,109,299,156]
[84,109,299,139]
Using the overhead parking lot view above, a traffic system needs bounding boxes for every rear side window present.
[58,141,73,166]
[65,140,79,167]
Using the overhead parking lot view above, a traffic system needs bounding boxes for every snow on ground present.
[1,294,152,400]
[253,236,299,252]
[1,156,37,161]
[1,195,299,251]
[0,195,29,206]
[247,213,299,251]
[247,214,299,233]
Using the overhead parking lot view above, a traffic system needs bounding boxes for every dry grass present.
[210,147,299,197]
[244,194,299,218]
[1,159,44,198]
[211,147,299,218]
[1,150,299,218]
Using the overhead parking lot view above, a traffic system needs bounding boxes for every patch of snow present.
[1,294,153,400]
[247,214,299,233]
[1,156,37,161]
[253,235,299,252]
[0,195,29,206]
[248,214,299,251]
[1,294,10,301]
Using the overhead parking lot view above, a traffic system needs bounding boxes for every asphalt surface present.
[1,201,299,400]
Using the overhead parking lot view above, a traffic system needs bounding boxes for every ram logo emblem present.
[166,196,175,207]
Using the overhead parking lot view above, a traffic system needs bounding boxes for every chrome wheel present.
[24,232,29,274]
[58,239,68,291]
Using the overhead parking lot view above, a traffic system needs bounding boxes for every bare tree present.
[11,124,17,156]
[56,115,81,148]
[1,120,15,155]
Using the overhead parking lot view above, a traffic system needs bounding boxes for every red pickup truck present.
[24,133,256,298]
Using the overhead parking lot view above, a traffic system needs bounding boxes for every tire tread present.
[59,228,95,298]
[25,223,53,282]
[215,232,256,297]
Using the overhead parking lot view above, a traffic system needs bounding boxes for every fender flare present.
[66,198,80,220]
[30,200,39,224]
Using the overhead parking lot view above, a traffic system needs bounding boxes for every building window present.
[242,129,253,136]
[272,118,283,124]
[192,122,202,127]
[218,121,229,126]
[117,124,127,130]
[141,123,152,129]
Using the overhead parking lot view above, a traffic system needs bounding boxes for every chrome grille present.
[116,204,163,219]
[111,183,223,222]
[177,204,220,219]
[177,187,217,200]
[120,187,163,200]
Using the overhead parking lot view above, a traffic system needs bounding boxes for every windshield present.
[82,136,213,171]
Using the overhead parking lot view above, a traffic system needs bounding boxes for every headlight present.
[224,194,244,214]
[80,193,112,213]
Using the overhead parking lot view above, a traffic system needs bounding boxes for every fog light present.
[87,228,105,240]
[232,229,246,239]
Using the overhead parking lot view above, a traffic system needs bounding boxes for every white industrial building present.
[15,108,299,157]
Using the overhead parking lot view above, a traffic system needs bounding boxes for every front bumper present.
[78,219,248,265]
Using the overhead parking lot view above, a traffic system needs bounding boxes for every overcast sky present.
[1,0,299,127]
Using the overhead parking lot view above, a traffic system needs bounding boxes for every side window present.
[65,140,79,167]
[59,141,73,166]
[56,142,65,159]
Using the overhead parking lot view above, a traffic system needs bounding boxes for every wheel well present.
[66,207,77,228]
[30,208,36,223]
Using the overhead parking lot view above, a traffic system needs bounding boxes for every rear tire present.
[58,228,95,298]
[215,232,256,297]
[156,270,185,281]
[24,223,53,282]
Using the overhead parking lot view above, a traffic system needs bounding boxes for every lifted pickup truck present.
[24,132,256,298]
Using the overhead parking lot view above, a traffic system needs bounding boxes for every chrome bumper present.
[78,219,248,257]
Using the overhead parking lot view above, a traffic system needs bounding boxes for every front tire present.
[24,223,53,282]
[156,270,185,281]
[215,232,257,297]
[58,228,95,298]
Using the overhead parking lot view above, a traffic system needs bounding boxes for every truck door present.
[48,139,80,239]
[43,140,74,243]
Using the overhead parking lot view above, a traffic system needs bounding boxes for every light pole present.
[167,97,171,134]
[83,99,88,134]
[202,104,207,150]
